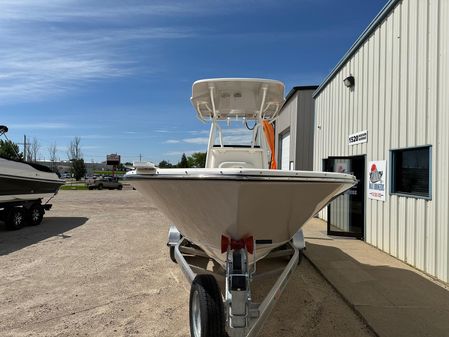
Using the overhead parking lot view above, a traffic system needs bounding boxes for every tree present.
[67,137,84,180]
[187,152,206,168]
[158,160,173,168]
[177,153,189,168]
[67,136,82,160]
[70,159,87,181]
[0,140,22,160]
[29,137,41,162]
[48,142,58,171]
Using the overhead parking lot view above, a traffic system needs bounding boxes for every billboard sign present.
[368,160,386,201]
[106,154,121,166]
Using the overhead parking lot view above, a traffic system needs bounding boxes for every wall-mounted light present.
[343,75,355,88]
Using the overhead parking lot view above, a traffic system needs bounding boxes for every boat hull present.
[0,158,64,205]
[127,169,356,267]
[0,175,63,203]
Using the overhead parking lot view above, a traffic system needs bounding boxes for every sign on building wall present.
[368,160,386,201]
[348,130,368,145]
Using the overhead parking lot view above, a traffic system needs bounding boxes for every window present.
[391,146,431,198]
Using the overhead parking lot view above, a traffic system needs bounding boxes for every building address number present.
[348,130,368,145]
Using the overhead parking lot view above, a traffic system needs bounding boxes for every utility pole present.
[139,153,142,162]
[17,135,30,161]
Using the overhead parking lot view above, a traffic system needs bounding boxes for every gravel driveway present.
[0,190,374,337]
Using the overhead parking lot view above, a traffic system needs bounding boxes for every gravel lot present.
[0,190,374,337]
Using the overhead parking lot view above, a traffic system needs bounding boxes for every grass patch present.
[94,171,126,176]
[60,184,88,190]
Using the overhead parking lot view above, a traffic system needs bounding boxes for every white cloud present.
[9,122,70,129]
[75,134,115,140]
[189,130,210,135]
[165,150,198,156]
[0,1,208,23]
[0,1,199,104]
[182,137,209,145]
[165,139,181,144]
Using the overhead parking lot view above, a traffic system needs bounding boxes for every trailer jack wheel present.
[189,274,225,337]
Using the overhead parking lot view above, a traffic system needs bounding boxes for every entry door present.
[324,156,365,238]
[280,132,290,170]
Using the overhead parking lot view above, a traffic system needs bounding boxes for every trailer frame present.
[168,226,304,337]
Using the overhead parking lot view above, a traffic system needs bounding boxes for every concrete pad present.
[356,306,449,337]
[303,218,449,337]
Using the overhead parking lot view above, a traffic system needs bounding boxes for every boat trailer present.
[167,226,305,337]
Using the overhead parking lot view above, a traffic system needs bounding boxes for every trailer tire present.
[27,204,44,226]
[189,274,225,337]
[97,184,103,190]
[5,208,26,230]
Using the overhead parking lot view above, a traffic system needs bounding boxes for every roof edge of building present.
[284,85,319,105]
[313,0,400,99]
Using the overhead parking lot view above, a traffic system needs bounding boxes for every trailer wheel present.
[27,204,44,226]
[117,185,123,190]
[189,274,225,337]
[6,208,26,230]
[97,184,103,190]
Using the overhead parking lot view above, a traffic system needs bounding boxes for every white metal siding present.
[275,94,296,169]
[275,89,316,171]
[314,0,449,283]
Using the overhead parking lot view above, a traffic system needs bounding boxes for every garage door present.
[280,132,290,170]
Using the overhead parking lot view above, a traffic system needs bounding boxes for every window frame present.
[390,145,432,200]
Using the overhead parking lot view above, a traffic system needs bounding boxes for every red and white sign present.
[368,160,386,201]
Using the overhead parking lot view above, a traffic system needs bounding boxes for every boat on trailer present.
[0,125,64,229]
[125,78,356,337]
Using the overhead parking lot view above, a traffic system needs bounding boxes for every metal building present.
[275,86,317,171]
[313,0,449,283]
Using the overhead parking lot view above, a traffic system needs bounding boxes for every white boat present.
[125,78,356,337]
[0,157,64,204]
[126,78,355,266]
[128,167,354,266]
[0,125,64,229]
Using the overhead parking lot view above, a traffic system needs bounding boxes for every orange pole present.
[262,120,277,169]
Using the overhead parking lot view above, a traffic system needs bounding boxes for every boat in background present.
[125,78,356,337]
[0,157,64,203]
[0,125,64,229]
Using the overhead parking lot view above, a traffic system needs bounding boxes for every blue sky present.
[0,0,387,164]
